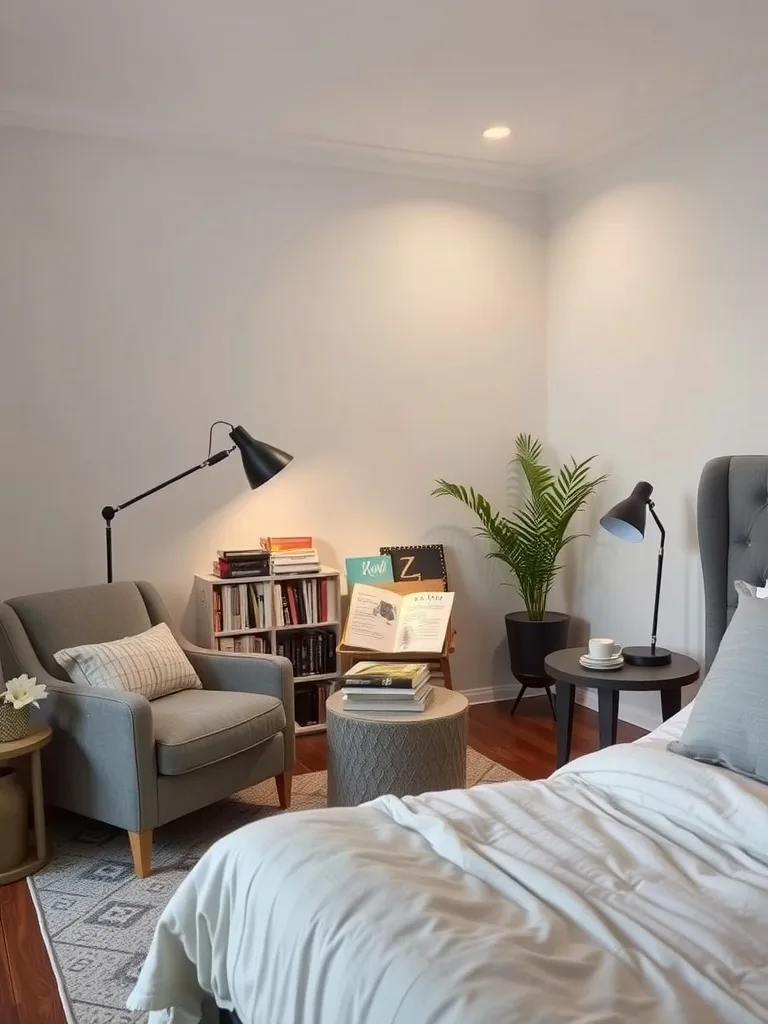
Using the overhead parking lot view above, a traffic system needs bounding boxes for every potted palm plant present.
[433,434,606,686]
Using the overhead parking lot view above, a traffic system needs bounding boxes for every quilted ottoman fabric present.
[326,687,469,806]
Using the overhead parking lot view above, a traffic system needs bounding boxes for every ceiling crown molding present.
[0,99,543,192]
[544,59,768,187]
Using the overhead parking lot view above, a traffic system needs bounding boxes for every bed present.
[128,456,768,1024]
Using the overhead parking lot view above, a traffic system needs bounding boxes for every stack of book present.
[213,549,270,579]
[341,662,432,715]
[261,536,320,575]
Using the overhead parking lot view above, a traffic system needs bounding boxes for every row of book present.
[275,628,336,678]
[216,634,269,654]
[341,662,432,715]
[274,577,337,626]
[213,538,320,579]
[295,681,333,728]
[213,582,271,632]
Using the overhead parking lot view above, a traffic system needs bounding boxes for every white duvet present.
[128,707,768,1024]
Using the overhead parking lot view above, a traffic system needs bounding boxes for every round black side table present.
[544,648,700,768]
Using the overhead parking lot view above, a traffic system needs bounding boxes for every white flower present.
[2,675,48,710]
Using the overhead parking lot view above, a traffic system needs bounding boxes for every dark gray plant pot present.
[504,611,570,683]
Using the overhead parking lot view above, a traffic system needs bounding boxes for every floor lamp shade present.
[229,426,293,489]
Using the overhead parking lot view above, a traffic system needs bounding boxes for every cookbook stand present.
[337,579,456,690]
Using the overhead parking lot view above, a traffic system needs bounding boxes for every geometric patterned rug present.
[29,749,521,1024]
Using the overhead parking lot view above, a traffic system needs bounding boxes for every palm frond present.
[433,438,606,620]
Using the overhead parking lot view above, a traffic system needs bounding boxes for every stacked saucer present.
[579,652,624,671]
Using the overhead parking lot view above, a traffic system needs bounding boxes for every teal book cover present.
[345,555,395,585]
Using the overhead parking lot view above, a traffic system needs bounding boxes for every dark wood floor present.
[0,697,644,1022]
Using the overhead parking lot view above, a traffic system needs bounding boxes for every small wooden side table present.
[0,725,52,884]
[545,649,699,769]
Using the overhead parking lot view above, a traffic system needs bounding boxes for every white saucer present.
[580,654,624,671]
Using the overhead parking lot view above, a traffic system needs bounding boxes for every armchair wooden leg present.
[275,772,292,809]
[128,830,153,878]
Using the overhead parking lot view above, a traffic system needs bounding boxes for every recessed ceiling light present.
[483,125,511,141]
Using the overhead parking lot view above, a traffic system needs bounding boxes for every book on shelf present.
[342,584,454,654]
[216,634,269,654]
[217,548,270,561]
[276,628,336,678]
[261,536,313,552]
[294,680,334,728]
[342,661,429,689]
[274,577,337,626]
[271,548,318,560]
[213,559,271,579]
[342,684,432,714]
[213,548,271,579]
[271,548,320,574]
[218,581,272,631]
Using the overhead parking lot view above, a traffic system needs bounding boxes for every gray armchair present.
[0,581,295,878]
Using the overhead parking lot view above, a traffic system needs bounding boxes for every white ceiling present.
[2,0,768,181]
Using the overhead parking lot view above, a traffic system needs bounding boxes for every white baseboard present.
[463,683,529,705]
[575,688,660,732]
[463,682,660,729]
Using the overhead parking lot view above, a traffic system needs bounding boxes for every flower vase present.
[0,704,31,743]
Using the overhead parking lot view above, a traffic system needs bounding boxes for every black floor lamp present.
[101,421,292,583]
[599,481,672,666]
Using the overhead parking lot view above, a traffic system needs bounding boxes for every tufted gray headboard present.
[698,455,768,670]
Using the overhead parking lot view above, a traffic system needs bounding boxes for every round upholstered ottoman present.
[325,687,469,807]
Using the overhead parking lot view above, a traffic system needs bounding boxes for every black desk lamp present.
[101,421,292,583]
[599,481,672,667]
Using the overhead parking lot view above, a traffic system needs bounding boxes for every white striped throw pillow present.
[54,622,202,700]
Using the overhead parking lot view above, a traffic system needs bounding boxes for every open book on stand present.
[341,583,454,654]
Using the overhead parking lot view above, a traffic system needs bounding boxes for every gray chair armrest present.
[0,604,157,832]
[183,644,295,769]
[41,681,158,832]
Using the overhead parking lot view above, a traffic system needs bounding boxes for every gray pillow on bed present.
[669,580,768,783]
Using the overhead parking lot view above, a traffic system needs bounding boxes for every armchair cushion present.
[150,689,286,776]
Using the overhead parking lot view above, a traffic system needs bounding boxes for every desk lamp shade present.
[599,481,653,543]
[230,426,293,489]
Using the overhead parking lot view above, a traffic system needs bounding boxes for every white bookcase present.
[194,568,341,735]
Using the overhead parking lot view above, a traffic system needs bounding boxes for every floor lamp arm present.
[101,447,234,583]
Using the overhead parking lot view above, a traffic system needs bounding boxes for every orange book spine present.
[262,536,313,551]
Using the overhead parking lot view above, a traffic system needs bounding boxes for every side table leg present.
[556,682,575,767]
[598,689,620,748]
[441,656,454,691]
[661,687,682,721]
[30,749,47,860]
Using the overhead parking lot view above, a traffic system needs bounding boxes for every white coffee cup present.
[588,637,622,660]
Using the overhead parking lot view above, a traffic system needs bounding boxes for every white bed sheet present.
[129,703,768,1024]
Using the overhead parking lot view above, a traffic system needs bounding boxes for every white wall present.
[546,84,768,727]
[0,126,546,697]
